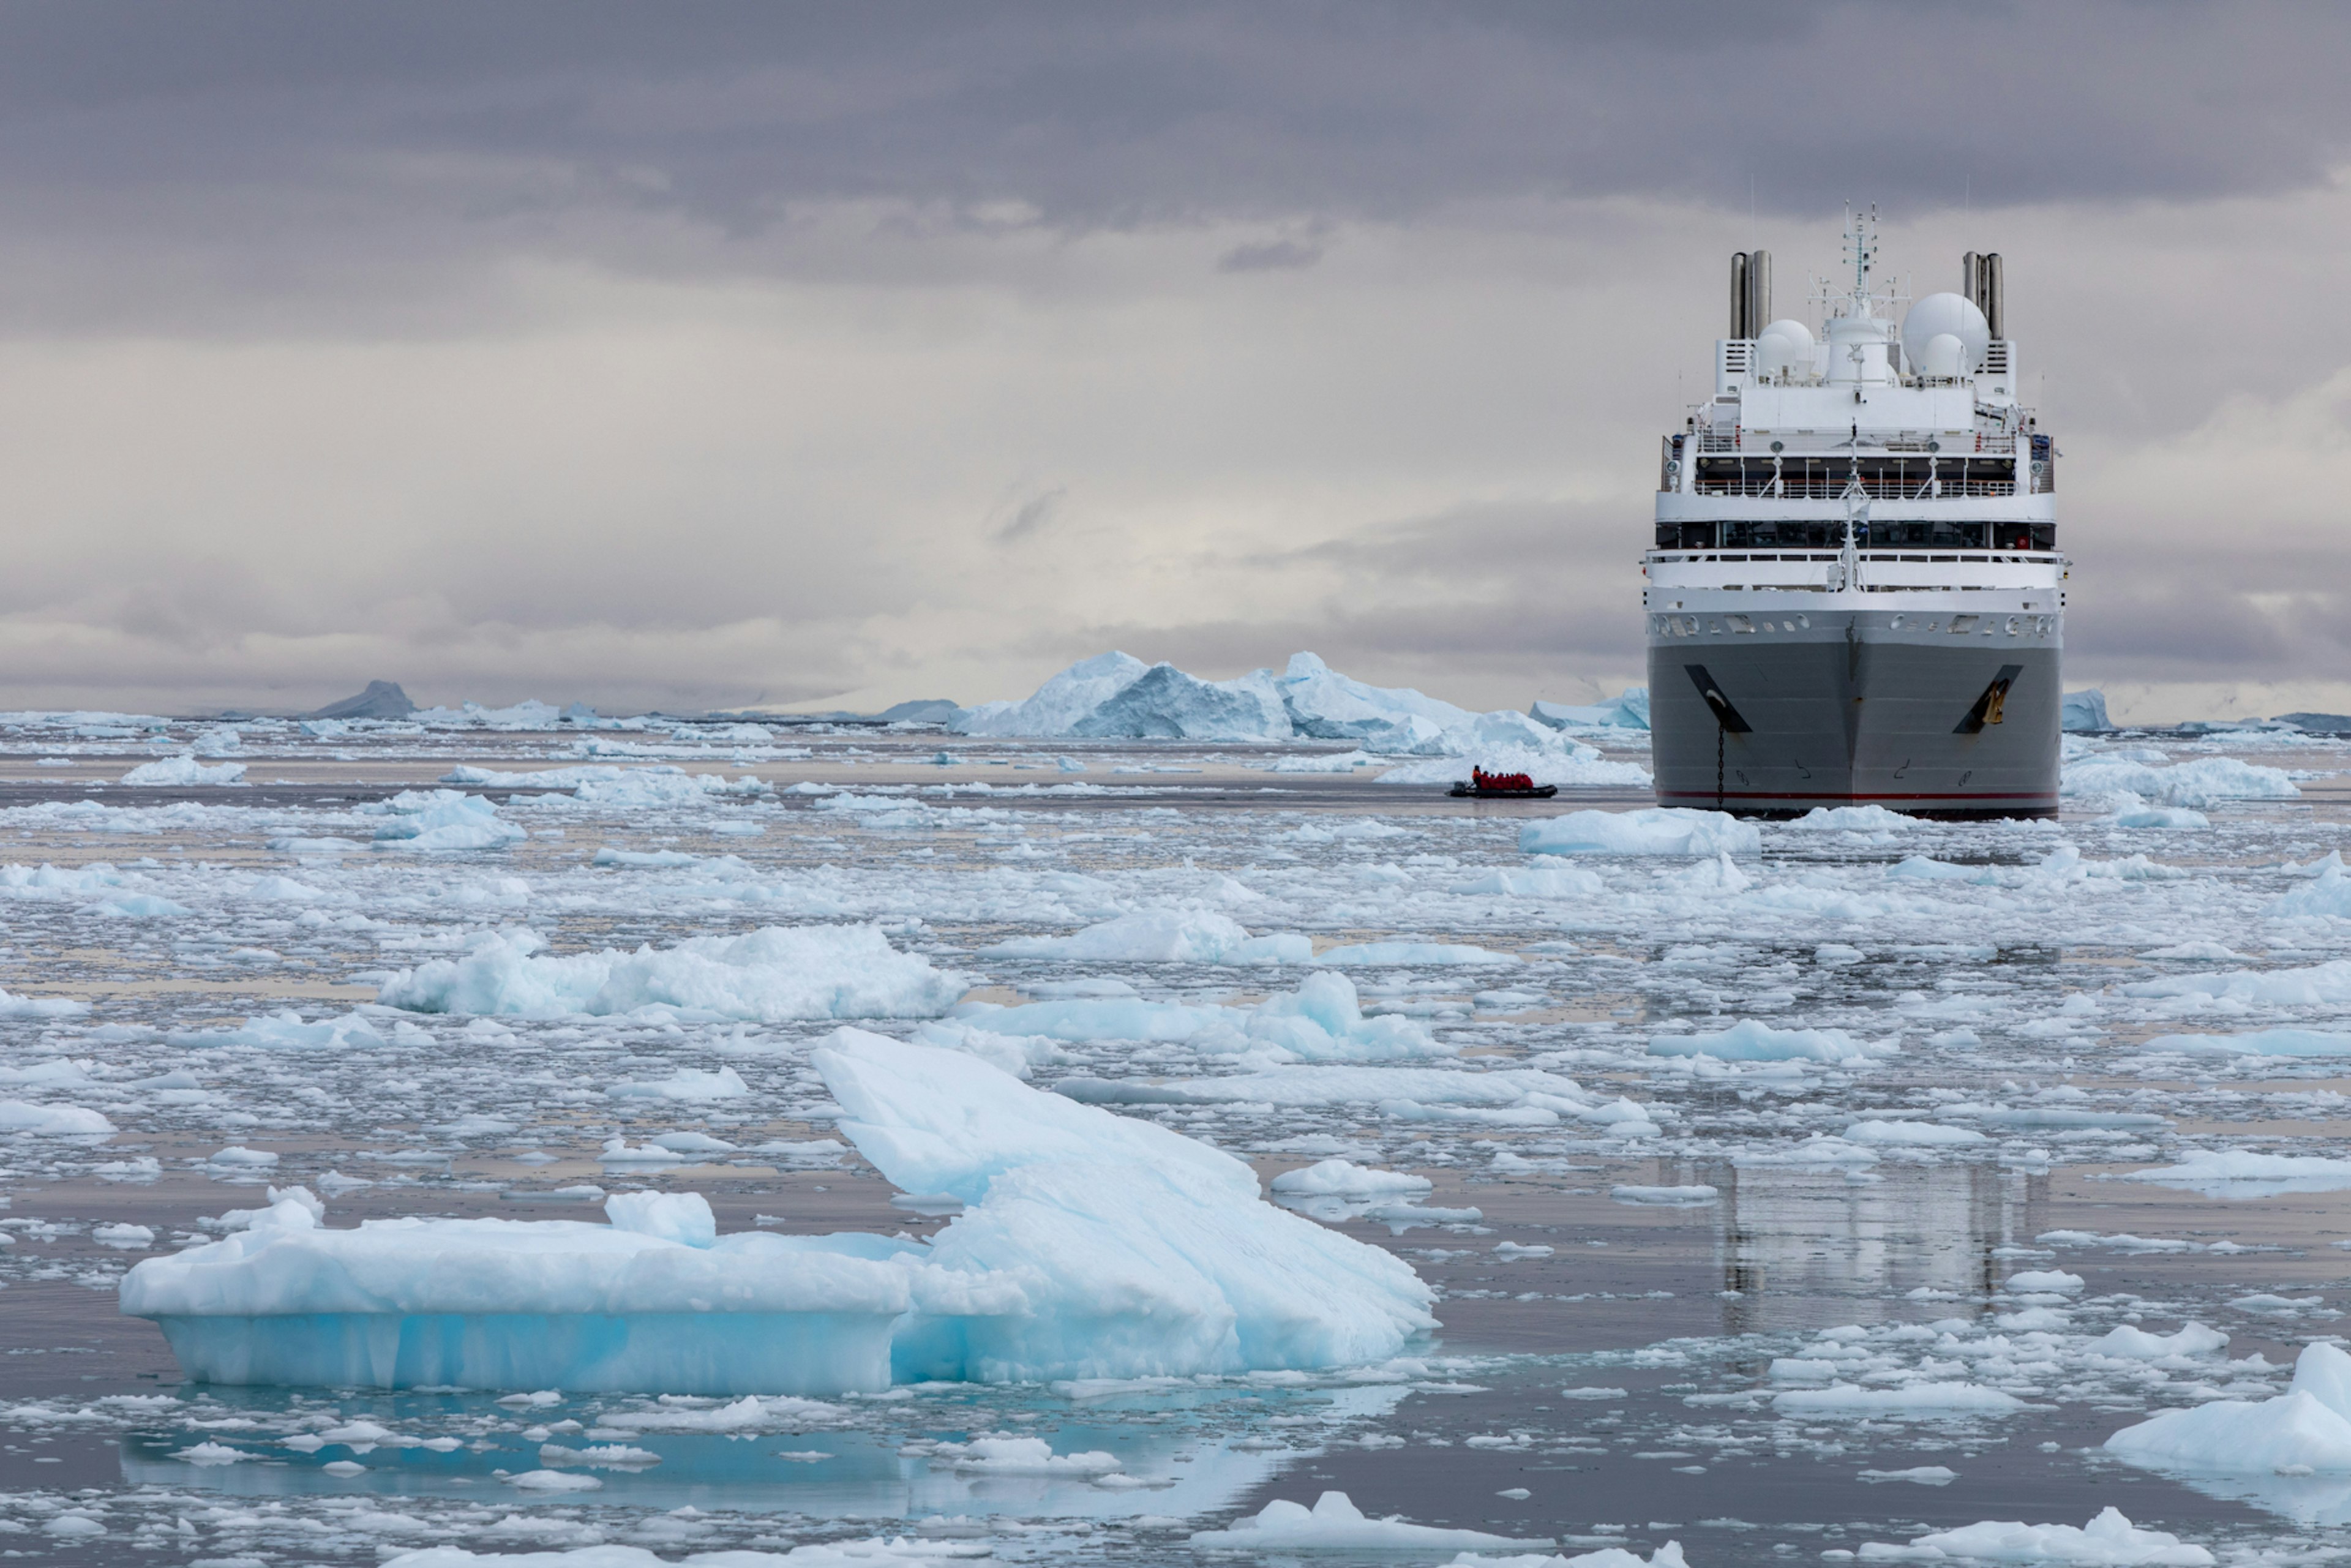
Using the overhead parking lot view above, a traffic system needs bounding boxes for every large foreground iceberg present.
[2107,1342,2351,1475]
[122,1035,1434,1393]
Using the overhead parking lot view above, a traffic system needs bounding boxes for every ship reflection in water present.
[1708,1160,2044,1335]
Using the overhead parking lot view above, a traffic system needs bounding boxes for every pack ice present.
[120,1035,1434,1392]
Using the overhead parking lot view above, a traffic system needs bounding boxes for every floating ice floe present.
[2138,1027,2351,1056]
[1771,1381,2025,1417]
[1646,1020,1892,1065]
[167,1009,407,1050]
[1520,808,1759,858]
[119,754,247,786]
[0,1100,116,1135]
[2117,1150,2351,1196]
[2120,958,2351,1007]
[378,925,966,1021]
[364,790,528,851]
[1270,1160,1433,1197]
[2271,855,2351,919]
[2107,1343,2351,1478]
[124,1033,1436,1392]
[0,983,89,1019]
[956,971,1450,1062]
[1857,1506,2210,1564]
[1188,1490,1555,1551]
[1611,1184,1718,1206]
[983,909,1309,965]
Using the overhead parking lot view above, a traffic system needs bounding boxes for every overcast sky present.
[2,1,2347,720]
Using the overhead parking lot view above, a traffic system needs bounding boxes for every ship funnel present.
[1962,251,2004,340]
[1729,250,1772,339]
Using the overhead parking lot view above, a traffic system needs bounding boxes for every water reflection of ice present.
[1709,1162,2038,1332]
[117,1384,1411,1524]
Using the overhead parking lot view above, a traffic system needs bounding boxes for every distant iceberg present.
[2061,689,2113,732]
[1532,688,1651,731]
[121,1034,1435,1394]
[948,650,1651,781]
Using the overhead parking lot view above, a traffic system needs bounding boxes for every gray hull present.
[1648,612,2060,818]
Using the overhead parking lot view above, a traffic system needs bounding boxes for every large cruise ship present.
[1644,209,2063,818]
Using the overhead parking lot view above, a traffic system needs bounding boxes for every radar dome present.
[1916,332,1965,379]
[1754,318,1815,376]
[1902,293,1989,375]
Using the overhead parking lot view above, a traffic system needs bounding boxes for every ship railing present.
[1691,476,2016,499]
[1647,550,2061,566]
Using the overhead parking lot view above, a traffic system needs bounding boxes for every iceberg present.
[2117,1150,2351,1196]
[1278,651,1472,747]
[1069,662,1291,741]
[1269,1160,1433,1196]
[122,1034,1434,1394]
[949,651,1149,737]
[1531,688,1652,730]
[2061,689,2114,732]
[1520,808,1760,857]
[2138,1028,2351,1057]
[2271,857,2351,919]
[119,755,246,786]
[2107,1343,2351,1477]
[378,925,966,1021]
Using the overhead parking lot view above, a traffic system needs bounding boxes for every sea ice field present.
[2,683,2350,1567]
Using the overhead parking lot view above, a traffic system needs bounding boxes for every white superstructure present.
[1646,206,2064,634]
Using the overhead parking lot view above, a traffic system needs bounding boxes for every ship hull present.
[1648,612,2060,818]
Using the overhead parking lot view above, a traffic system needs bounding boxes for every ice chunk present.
[379,925,965,1021]
[984,909,1308,965]
[1772,1382,2025,1416]
[2121,959,2351,1007]
[1787,804,1922,831]
[2062,689,2114,732]
[2093,1322,2227,1360]
[0,1101,115,1135]
[168,1010,394,1049]
[2118,1150,2351,1196]
[1859,1506,2210,1564]
[950,651,1150,737]
[1070,662,1291,741]
[942,1435,1120,1474]
[1316,940,1518,966]
[959,971,1449,1062]
[604,1191,716,1247]
[365,790,527,851]
[2271,856,2351,920]
[0,985,90,1019]
[1270,1160,1433,1197]
[607,1066,749,1101]
[1648,1021,1889,1064]
[1190,1490,1554,1551]
[1520,808,1760,857]
[819,1031,1436,1379]
[1449,864,1605,898]
[119,755,246,786]
[2108,1343,2351,1476]
[381,1543,991,1566]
